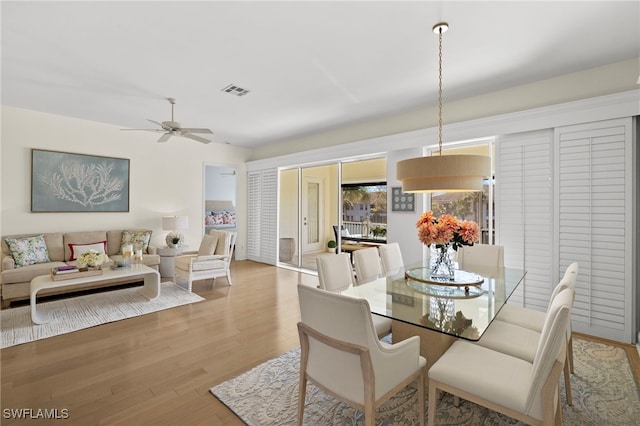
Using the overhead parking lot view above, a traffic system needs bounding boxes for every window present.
[430,141,494,244]
[341,182,387,241]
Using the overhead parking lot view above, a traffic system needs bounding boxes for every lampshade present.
[162,215,189,231]
[397,154,491,193]
[397,21,490,193]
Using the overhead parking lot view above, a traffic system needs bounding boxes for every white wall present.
[386,148,425,266]
[250,58,640,160]
[1,106,252,259]
[204,165,236,202]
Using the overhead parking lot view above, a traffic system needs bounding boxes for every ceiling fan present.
[122,98,213,144]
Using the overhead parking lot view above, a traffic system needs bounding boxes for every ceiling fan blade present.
[182,133,211,144]
[179,127,213,134]
[146,119,165,128]
[121,128,164,132]
[157,132,172,143]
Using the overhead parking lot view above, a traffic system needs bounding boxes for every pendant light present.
[397,22,490,193]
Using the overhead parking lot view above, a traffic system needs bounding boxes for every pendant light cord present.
[437,26,444,156]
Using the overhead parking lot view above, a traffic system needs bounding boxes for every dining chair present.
[496,262,579,373]
[456,244,504,272]
[174,229,237,292]
[316,254,392,338]
[353,247,383,285]
[378,242,404,274]
[428,287,573,426]
[316,253,354,292]
[297,284,426,426]
[475,286,576,406]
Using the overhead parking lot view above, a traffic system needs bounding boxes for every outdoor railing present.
[342,221,387,242]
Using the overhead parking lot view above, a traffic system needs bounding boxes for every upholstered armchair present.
[174,230,237,292]
[297,284,426,426]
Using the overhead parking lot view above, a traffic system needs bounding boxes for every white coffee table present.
[30,265,161,324]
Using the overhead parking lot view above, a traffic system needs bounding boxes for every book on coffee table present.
[50,268,102,281]
[52,265,80,275]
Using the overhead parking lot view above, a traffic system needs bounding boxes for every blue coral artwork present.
[31,149,130,212]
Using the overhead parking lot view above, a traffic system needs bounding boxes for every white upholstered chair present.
[174,229,237,292]
[428,288,573,426]
[496,262,579,375]
[475,284,575,406]
[316,253,354,292]
[353,247,383,285]
[456,244,504,273]
[378,242,404,274]
[316,254,392,338]
[297,284,426,426]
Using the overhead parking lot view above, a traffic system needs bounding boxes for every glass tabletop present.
[340,262,526,341]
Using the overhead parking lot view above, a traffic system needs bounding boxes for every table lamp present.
[162,215,189,248]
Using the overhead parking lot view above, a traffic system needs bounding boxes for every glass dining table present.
[340,262,527,373]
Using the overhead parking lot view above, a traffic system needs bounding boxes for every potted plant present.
[327,240,337,253]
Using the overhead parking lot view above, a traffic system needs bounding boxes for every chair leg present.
[555,389,563,425]
[417,373,425,426]
[563,354,573,406]
[427,381,437,426]
[226,269,233,285]
[364,404,375,426]
[297,374,307,426]
[568,335,574,374]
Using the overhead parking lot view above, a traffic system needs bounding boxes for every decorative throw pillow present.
[4,234,50,267]
[197,234,219,256]
[68,241,107,261]
[121,230,152,253]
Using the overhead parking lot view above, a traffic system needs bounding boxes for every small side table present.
[157,246,189,279]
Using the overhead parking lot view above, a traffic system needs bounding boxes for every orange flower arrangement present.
[416,211,480,250]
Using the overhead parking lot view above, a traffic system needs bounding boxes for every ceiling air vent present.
[221,84,250,97]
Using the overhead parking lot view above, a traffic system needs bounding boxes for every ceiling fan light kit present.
[397,21,490,193]
[122,97,213,144]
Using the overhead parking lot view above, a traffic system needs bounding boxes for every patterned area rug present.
[1,282,204,348]
[210,337,640,425]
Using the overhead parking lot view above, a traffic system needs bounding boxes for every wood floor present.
[1,260,319,425]
[2,261,639,425]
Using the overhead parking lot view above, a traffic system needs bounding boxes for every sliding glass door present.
[278,157,386,272]
[278,164,339,272]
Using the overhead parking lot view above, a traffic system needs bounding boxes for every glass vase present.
[430,244,455,280]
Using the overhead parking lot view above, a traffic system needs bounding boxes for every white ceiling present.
[2,1,639,148]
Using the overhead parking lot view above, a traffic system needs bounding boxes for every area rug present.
[210,337,640,425]
[1,282,204,348]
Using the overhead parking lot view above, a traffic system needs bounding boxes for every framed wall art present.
[31,149,130,212]
[391,186,415,212]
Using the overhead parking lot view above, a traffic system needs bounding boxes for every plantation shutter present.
[496,130,554,311]
[555,118,634,343]
[247,171,262,261]
[247,168,278,265]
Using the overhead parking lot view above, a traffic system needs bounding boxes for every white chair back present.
[457,244,504,270]
[548,262,578,310]
[208,229,237,258]
[316,253,354,292]
[297,284,381,404]
[378,243,404,274]
[525,287,573,415]
[353,247,383,284]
